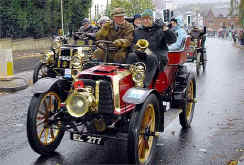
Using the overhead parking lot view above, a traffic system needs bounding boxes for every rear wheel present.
[179,75,196,128]
[202,52,207,72]
[27,91,65,155]
[128,94,159,165]
[33,62,48,83]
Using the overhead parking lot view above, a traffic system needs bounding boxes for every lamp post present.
[61,0,64,35]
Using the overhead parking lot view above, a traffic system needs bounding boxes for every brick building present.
[203,8,240,31]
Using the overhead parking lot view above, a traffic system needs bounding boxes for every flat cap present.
[111,8,126,16]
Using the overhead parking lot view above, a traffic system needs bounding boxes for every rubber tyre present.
[27,92,65,155]
[33,62,47,84]
[179,74,196,129]
[202,53,207,72]
[128,94,160,165]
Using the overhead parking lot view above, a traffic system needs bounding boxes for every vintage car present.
[33,33,96,83]
[27,37,196,165]
[187,26,207,75]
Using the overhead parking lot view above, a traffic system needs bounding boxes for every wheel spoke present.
[43,99,49,113]
[39,127,45,139]
[48,95,52,111]
[50,128,55,140]
[44,128,49,145]
[138,137,146,159]
[144,138,150,150]
[36,119,46,127]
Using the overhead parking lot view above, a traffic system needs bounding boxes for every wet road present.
[1,38,244,165]
[14,55,40,73]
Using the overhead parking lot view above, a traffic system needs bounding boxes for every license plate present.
[70,133,104,145]
[64,69,71,78]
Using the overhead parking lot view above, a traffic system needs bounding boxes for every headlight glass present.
[134,73,143,81]
[66,93,89,118]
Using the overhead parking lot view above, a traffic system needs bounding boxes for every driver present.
[88,8,134,63]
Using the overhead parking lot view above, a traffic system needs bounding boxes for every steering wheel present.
[95,40,117,51]
[73,32,88,40]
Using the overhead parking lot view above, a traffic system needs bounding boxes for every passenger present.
[126,9,176,87]
[79,18,98,33]
[87,8,134,63]
[97,16,110,30]
[133,14,142,29]
[168,17,187,51]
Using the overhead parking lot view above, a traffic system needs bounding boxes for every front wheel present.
[179,74,196,128]
[27,91,65,155]
[33,62,48,83]
[128,94,160,165]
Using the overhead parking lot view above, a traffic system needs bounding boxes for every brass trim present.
[57,48,61,68]
[111,70,131,113]
[95,81,100,112]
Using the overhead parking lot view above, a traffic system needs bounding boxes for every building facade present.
[204,8,240,31]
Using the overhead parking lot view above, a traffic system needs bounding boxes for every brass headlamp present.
[66,86,96,118]
[130,62,146,88]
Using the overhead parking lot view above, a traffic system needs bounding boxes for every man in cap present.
[89,8,134,63]
[126,9,176,87]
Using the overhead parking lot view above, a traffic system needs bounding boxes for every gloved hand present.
[113,39,123,48]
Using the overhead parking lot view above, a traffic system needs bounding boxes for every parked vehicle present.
[27,37,196,165]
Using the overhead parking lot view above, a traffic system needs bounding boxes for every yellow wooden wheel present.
[36,92,61,145]
[138,104,156,164]
[27,91,65,155]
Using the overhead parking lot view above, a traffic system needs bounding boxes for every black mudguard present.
[123,87,164,132]
[32,78,62,94]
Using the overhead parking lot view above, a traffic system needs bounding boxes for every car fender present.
[123,87,164,132]
[32,78,66,94]
[122,87,160,105]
